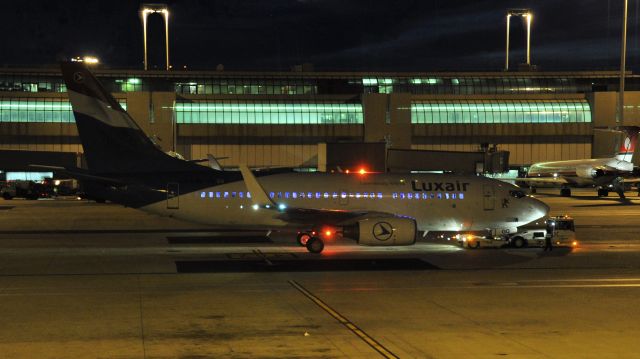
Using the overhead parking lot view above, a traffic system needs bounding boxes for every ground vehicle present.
[459,216,577,249]
[0,181,52,200]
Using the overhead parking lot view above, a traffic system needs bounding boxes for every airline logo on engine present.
[372,222,393,241]
[411,180,470,192]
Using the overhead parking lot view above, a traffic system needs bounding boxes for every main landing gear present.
[560,186,572,197]
[597,188,609,197]
[297,232,324,253]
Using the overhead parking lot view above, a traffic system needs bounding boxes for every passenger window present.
[292,192,297,199]
[323,192,329,198]
[247,192,251,198]
[356,193,361,198]
[332,192,338,198]
[407,193,413,199]
[285,192,290,199]
[239,192,244,198]
[201,192,206,198]
[392,193,398,199]
[451,193,457,199]
[437,193,442,199]
[422,193,428,199]
[315,192,321,199]
[269,192,275,199]
[216,192,221,198]
[341,192,347,198]
[445,193,450,199]
[208,192,213,198]
[308,192,313,198]
[459,193,464,199]
[363,192,368,198]
[377,192,382,199]
[224,192,229,198]
[232,192,236,198]
[277,192,282,198]
[400,193,405,199]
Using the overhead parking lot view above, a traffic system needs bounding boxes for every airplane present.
[518,127,640,199]
[50,61,549,253]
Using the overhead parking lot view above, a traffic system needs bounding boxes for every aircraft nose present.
[529,196,550,218]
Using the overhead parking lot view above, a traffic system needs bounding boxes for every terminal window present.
[0,98,127,123]
[411,99,591,124]
[175,101,363,124]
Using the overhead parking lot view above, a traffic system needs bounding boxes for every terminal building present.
[1,66,640,177]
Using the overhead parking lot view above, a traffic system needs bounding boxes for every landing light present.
[252,204,259,210]
[278,203,286,210]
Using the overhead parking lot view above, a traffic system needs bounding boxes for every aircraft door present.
[167,182,179,209]
[483,184,494,210]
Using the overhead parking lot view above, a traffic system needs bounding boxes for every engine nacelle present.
[576,165,601,179]
[344,218,417,246]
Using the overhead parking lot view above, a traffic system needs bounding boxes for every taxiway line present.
[288,280,399,359]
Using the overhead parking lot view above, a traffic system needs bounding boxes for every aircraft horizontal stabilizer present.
[29,164,125,186]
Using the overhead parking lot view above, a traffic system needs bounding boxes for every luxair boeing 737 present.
[47,62,548,253]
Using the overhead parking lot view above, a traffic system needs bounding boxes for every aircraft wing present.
[621,178,640,183]
[514,177,569,184]
[275,207,393,226]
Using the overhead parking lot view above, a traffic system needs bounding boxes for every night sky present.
[2,0,640,72]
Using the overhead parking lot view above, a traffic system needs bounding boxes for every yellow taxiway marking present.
[289,280,399,359]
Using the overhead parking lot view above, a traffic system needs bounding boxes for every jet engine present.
[576,165,603,179]
[343,218,417,246]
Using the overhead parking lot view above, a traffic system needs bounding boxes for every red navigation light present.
[325,230,332,237]
[358,168,367,175]
[345,169,350,174]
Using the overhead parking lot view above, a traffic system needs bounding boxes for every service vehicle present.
[459,216,577,249]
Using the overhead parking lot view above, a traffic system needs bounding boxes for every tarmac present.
[0,188,639,358]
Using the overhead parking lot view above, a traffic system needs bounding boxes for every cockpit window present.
[509,190,526,198]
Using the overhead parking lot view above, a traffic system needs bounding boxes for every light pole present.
[505,9,532,71]
[618,0,628,125]
[141,4,170,71]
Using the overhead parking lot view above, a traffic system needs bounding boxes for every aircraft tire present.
[2,193,13,200]
[597,189,609,197]
[560,188,571,197]
[511,236,526,248]
[306,237,324,253]
[296,232,311,246]
[468,240,480,249]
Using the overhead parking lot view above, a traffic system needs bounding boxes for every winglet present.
[239,164,275,207]
[207,154,223,170]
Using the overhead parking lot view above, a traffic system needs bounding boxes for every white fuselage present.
[142,172,549,233]
[528,157,634,186]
